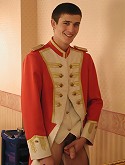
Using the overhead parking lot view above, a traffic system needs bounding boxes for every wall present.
[0,0,37,163]
[0,0,21,94]
[21,0,37,60]
[0,1,22,163]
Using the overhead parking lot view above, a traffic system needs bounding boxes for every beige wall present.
[0,1,22,163]
[0,0,37,163]
[0,0,21,95]
[21,0,37,60]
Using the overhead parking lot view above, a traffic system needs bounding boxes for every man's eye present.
[63,22,70,25]
[74,23,80,27]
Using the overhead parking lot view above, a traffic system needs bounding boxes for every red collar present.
[47,38,70,58]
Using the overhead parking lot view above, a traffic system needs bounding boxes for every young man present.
[21,3,103,165]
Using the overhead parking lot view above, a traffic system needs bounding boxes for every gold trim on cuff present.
[81,120,98,144]
[27,135,48,153]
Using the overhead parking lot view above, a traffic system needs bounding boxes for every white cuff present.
[27,135,51,160]
[81,120,98,145]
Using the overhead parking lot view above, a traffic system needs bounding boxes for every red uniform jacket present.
[21,39,103,162]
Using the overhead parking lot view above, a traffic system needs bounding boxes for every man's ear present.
[51,19,56,29]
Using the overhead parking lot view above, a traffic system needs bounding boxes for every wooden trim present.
[0,90,21,111]
[98,109,125,137]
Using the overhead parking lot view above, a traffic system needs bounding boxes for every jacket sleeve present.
[81,54,103,145]
[21,52,51,160]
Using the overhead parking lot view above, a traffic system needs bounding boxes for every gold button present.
[59,83,63,87]
[72,91,76,96]
[56,102,61,107]
[76,100,81,105]
[70,82,74,86]
[59,64,63,68]
[70,73,73,78]
[59,94,63,97]
[70,64,73,68]
[59,74,63,78]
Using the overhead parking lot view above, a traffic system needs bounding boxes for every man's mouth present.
[64,33,74,38]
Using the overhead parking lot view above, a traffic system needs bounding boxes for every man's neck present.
[53,37,69,52]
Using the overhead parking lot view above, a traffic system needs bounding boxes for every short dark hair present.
[51,3,82,23]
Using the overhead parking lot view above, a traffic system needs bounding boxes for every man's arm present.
[21,52,51,160]
[81,53,103,145]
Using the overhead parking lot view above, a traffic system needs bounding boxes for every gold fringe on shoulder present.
[32,44,44,51]
[74,45,88,52]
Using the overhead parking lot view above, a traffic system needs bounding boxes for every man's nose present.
[68,24,75,33]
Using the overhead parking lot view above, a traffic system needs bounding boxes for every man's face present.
[51,14,81,50]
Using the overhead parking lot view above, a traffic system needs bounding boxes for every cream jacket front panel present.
[40,47,86,145]
[55,98,82,144]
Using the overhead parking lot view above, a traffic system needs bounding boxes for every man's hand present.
[64,146,76,159]
[64,137,87,159]
[39,156,54,165]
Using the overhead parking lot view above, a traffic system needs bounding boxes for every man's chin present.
[64,38,74,45]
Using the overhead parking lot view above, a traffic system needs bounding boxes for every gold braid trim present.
[32,44,44,51]
[28,135,47,153]
[86,120,97,134]
[74,45,88,52]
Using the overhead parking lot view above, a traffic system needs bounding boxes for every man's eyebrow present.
[74,22,80,24]
[63,20,80,24]
[63,20,71,22]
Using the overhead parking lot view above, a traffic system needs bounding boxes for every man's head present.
[51,3,82,51]
[52,3,82,23]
